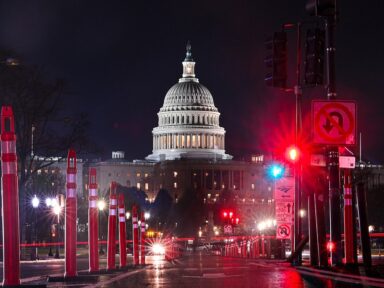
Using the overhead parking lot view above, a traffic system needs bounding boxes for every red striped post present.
[107,182,117,270]
[88,168,99,272]
[65,149,78,277]
[344,169,354,264]
[118,193,127,268]
[132,205,139,265]
[140,211,146,265]
[1,106,20,285]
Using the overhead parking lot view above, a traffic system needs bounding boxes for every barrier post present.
[88,168,99,272]
[1,106,20,286]
[140,211,146,265]
[107,182,117,270]
[118,193,127,268]
[132,205,139,265]
[65,149,78,277]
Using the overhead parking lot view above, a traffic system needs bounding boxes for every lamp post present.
[97,199,106,255]
[31,195,40,260]
[46,197,54,256]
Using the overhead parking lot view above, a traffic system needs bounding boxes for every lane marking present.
[82,267,147,288]
[297,269,384,287]
[297,266,384,284]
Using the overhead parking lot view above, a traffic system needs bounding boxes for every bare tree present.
[0,52,94,242]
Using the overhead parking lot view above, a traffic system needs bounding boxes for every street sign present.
[312,100,356,145]
[339,156,355,169]
[275,202,294,223]
[276,223,291,239]
[223,225,233,235]
[274,177,294,202]
[310,154,326,167]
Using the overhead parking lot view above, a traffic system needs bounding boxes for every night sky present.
[0,1,383,163]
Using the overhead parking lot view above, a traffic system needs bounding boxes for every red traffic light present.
[327,241,336,252]
[286,146,300,162]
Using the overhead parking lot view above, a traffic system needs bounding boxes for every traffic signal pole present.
[293,22,303,266]
[325,13,343,266]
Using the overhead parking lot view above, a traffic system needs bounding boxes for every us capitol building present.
[88,44,274,231]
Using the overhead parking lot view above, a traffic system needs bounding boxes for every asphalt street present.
[2,252,384,287]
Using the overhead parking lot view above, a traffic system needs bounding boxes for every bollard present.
[1,106,20,286]
[132,205,139,265]
[261,235,265,257]
[88,168,99,272]
[118,194,127,268]
[65,149,78,278]
[140,211,146,265]
[344,169,354,264]
[107,182,117,270]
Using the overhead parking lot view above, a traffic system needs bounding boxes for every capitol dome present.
[146,43,232,161]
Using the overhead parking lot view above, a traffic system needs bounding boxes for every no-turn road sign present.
[312,100,356,145]
[276,223,291,240]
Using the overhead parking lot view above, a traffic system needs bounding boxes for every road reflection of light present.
[153,255,163,288]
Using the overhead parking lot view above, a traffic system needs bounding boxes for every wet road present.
[2,252,384,287]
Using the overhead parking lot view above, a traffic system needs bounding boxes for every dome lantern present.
[182,41,196,79]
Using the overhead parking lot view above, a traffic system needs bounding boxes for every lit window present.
[173,171,178,177]
[207,193,211,198]
[222,184,225,189]
[145,183,149,190]
[145,173,148,178]
[37,169,42,175]
[137,183,141,189]
[136,173,141,178]
[174,182,178,189]
[251,184,255,190]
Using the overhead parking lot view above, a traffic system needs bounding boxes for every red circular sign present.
[314,102,355,144]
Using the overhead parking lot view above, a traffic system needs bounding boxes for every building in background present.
[87,44,274,236]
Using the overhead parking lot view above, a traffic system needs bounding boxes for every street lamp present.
[31,195,40,260]
[97,199,106,255]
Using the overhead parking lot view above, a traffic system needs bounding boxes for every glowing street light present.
[32,195,40,208]
[125,211,131,220]
[97,199,106,211]
[144,212,150,220]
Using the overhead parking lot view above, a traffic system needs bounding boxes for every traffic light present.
[265,31,287,88]
[267,164,285,179]
[304,28,325,86]
[286,146,300,163]
[306,0,336,17]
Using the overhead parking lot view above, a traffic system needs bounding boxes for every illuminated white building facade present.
[146,43,232,161]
